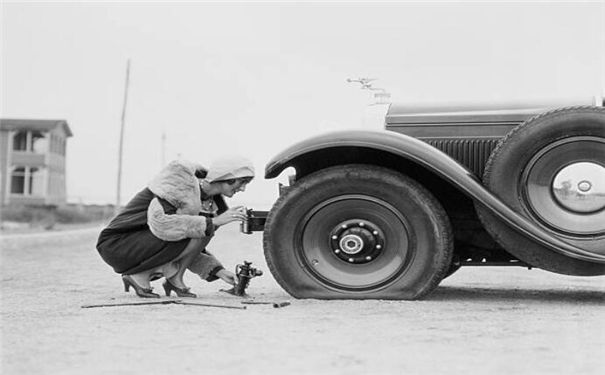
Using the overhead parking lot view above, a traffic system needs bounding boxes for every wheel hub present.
[522,136,605,235]
[552,162,605,213]
[330,219,385,264]
[339,234,364,254]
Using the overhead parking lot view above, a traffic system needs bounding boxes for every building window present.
[10,166,46,196]
[12,130,49,153]
[13,131,28,151]
[10,167,26,194]
[32,131,48,153]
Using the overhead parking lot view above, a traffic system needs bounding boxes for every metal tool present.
[81,300,177,308]
[173,300,246,310]
[81,299,245,310]
[221,261,263,297]
[239,209,268,234]
[241,300,291,308]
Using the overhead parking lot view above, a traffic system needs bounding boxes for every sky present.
[2,1,604,209]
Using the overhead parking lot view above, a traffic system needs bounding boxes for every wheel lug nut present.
[359,222,365,227]
[373,230,378,235]
[331,235,338,240]
[334,249,340,254]
[348,258,354,263]
[341,224,348,229]
[365,256,372,261]
[376,244,382,249]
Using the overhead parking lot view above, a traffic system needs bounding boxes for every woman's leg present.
[166,238,208,288]
[125,238,205,289]
[125,271,155,289]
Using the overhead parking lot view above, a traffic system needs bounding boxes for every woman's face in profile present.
[218,179,249,197]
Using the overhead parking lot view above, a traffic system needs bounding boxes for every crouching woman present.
[96,156,254,298]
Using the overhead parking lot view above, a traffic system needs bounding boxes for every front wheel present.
[263,165,453,300]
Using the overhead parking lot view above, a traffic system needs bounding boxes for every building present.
[0,119,73,207]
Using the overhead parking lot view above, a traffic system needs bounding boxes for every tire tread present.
[263,164,454,299]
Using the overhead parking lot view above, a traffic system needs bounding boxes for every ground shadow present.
[428,285,605,305]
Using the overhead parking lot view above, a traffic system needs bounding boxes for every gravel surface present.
[1,225,604,375]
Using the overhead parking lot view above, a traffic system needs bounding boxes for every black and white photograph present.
[1,1,604,374]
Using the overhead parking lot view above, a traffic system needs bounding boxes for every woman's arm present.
[147,196,247,241]
[147,197,214,241]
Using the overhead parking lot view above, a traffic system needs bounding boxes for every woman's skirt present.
[97,228,189,275]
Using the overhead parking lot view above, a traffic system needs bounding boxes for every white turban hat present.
[206,155,255,183]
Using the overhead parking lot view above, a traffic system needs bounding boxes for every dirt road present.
[1,225,604,375]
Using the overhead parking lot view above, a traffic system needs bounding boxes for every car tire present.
[442,262,461,279]
[477,106,605,275]
[263,164,453,300]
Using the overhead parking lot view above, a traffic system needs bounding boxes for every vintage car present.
[247,98,605,299]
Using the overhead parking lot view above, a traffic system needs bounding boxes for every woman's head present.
[213,176,252,197]
[203,156,255,197]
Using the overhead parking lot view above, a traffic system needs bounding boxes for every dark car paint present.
[264,129,605,264]
[384,100,590,125]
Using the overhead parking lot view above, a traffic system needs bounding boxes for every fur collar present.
[147,160,207,215]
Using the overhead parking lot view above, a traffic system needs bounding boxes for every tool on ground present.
[221,260,263,297]
[173,300,246,309]
[82,300,176,308]
[241,300,291,308]
[81,299,245,310]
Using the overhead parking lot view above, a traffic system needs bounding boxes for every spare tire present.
[477,106,605,275]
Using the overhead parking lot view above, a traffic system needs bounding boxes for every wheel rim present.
[297,194,411,291]
[521,136,605,236]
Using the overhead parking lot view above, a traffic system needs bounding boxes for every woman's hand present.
[213,206,247,227]
[216,269,237,285]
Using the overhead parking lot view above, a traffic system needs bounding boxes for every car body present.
[257,97,605,299]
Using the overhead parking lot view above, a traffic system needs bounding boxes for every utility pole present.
[116,59,131,213]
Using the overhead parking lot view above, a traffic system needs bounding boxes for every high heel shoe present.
[122,275,160,298]
[163,279,197,298]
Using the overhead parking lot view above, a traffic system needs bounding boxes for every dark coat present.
[96,161,227,278]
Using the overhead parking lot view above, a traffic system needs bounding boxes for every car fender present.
[265,130,605,264]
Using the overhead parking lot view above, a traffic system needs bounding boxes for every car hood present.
[385,98,596,125]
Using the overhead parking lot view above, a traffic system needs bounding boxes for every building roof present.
[0,119,73,137]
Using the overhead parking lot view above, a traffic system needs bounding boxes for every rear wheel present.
[478,106,605,275]
[263,165,453,299]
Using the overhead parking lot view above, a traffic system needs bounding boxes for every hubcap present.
[552,162,605,213]
[339,234,364,254]
[522,136,605,235]
[330,219,385,264]
[298,195,409,291]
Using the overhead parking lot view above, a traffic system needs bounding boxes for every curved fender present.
[265,130,605,264]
